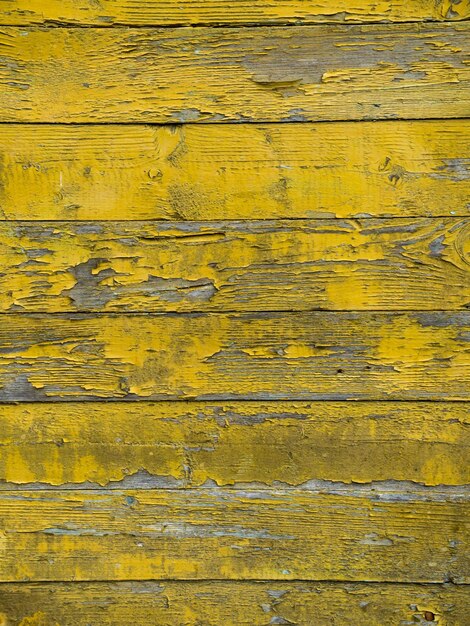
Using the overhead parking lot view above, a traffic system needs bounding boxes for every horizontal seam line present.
[0,19,469,28]
[0,398,469,403]
[1,217,469,222]
[0,116,470,126]
[0,486,469,493]
[1,399,470,404]
[0,117,470,128]
[0,577,466,585]
[2,311,470,315]
[0,309,468,315]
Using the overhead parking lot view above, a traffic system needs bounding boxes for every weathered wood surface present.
[0,581,468,625]
[2,219,470,313]
[2,0,470,26]
[0,487,467,582]
[0,401,468,487]
[1,121,469,220]
[2,1,469,607]
[0,312,469,401]
[1,24,469,123]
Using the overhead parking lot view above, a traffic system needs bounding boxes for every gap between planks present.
[0,115,469,125]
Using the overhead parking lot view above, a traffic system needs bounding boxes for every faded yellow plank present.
[0,487,468,582]
[0,581,468,625]
[2,0,469,26]
[1,24,469,123]
[1,121,469,220]
[2,219,470,312]
[0,312,469,401]
[0,401,468,487]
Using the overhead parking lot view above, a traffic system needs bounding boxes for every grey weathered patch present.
[171,108,203,122]
[6,81,30,90]
[139,276,218,303]
[0,374,47,401]
[42,527,115,537]
[267,589,288,599]
[23,248,51,259]
[429,234,446,258]
[359,533,394,546]
[13,225,61,241]
[62,258,118,309]
[415,312,469,328]
[361,223,423,236]
[430,158,470,182]
[281,108,308,122]
[392,69,427,81]
[74,224,104,235]
[165,130,188,167]
[0,469,186,491]
[211,408,310,426]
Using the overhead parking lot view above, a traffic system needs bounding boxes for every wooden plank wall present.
[0,1,469,624]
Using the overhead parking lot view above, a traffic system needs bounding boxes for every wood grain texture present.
[1,24,469,123]
[0,486,468,582]
[2,4,469,606]
[2,0,470,26]
[0,401,468,487]
[2,219,470,313]
[0,312,469,401]
[0,581,468,625]
[1,121,469,220]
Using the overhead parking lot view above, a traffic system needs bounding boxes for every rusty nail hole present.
[424,611,435,622]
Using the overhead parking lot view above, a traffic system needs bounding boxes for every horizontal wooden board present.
[1,24,469,123]
[0,486,468,582]
[1,401,468,487]
[2,0,470,26]
[0,581,468,625]
[0,312,469,401]
[1,121,470,220]
[2,219,470,313]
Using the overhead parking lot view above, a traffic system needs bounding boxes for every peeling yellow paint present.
[0,488,466,582]
[282,343,336,358]
[0,24,469,123]
[374,317,457,365]
[18,612,59,626]
[2,0,470,25]
[1,401,467,486]
[0,581,467,625]
[1,121,469,220]
[0,218,469,312]
[0,0,468,612]
[1,312,469,400]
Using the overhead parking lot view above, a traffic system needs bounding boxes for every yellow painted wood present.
[0,487,467,582]
[0,312,469,401]
[2,0,469,26]
[2,219,470,313]
[0,581,468,625]
[1,121,469,220]
[0,401,468,487]
[1,24,469,123]
[1,1,469,603]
